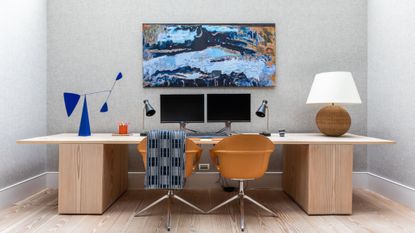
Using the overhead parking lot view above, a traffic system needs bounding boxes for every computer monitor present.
[207,94,251,122]
[160,94,205,124]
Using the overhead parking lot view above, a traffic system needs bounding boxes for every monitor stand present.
[216,121,232,136]
[179,122,198,134]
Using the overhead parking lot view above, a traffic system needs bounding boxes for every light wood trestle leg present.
[58,144,128,214]
[282,144,353,215]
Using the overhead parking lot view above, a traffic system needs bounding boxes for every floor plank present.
[0,188,414,233]
[0,189,58,232]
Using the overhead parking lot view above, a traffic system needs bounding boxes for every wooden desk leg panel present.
[282,144,353,215]
[58,144,128,214]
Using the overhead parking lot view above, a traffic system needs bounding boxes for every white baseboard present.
[0,172,48,209]
[365,172,415,210]
[352,171,369,188]
[46,171,59,189]
[1,171,414,211]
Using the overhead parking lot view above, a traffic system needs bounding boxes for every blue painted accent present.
[78,97,91,136]
[143,47,272,83]
[116,72,123,80]
[202,25,239,33]
[63,93,80,117]
[100,102,108,112]
[157,26,197,44]
[64,72,123,136]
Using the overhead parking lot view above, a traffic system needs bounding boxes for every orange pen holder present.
[118,124,128,135]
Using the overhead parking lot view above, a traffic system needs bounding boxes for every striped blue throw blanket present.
[145,130,186,190]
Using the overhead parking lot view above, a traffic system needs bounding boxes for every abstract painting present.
[143,24,276,87]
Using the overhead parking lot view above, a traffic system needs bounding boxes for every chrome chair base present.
[207,180,278,231]
[134,190,205,231]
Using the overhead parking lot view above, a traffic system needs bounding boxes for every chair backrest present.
[210,134,275,179]
[144,130,186,190]
[138,137,202,177]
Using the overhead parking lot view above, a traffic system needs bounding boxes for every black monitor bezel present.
[207,93,251,123]
[160,94,205,123]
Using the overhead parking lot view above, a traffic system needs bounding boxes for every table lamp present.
[140,99,155,136]
[306,71,361,136]
[256,100,271,136]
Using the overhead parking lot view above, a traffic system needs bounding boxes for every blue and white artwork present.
[143,24,276,87]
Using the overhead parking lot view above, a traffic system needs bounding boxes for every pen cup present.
[118,124,128,135]
[279,129,286,137]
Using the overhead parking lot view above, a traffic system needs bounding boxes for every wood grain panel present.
[59,144,104,214]
[282,144,309,210]
[308,144,336,214]
[283,144,353,215]
[119,144,129,193]
[333,145,353,213]
[58,144,128,214]
[102,144,128,211]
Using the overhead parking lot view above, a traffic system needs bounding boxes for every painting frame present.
[142,23,276,88]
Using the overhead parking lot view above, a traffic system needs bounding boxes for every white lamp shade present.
[306,71,362,104]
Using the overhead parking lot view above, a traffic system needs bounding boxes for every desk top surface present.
[17,133,395,145]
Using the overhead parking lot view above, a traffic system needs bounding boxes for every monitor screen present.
[207,94,251,122]
[160,94,205,123]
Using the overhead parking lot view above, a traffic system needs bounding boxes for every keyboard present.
[187,132,228,138]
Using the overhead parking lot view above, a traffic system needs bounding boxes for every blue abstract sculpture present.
[64,72,123,136]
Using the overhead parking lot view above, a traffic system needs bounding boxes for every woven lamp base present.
[316,104,351,137]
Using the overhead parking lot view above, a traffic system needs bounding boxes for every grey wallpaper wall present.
[368,0,415,188]
[47,0,368,172]
[0,0,47,188]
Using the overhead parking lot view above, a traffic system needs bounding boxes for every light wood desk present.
[18,133,394,215]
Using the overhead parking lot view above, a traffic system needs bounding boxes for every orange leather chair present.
[137,138,202,177]
[135,137,204,230]
[207,134,278,231]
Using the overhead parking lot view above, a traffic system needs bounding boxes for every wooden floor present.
[0,188,415,233]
